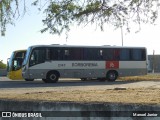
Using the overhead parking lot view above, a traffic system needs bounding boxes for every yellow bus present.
[7,50,26,80]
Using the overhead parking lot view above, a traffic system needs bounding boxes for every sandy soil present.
[0,74,160,104]
[0,87,160,105]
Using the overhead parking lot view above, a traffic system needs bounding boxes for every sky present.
[0,1,160,64]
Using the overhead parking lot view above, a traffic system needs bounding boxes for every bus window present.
[142,49,146,60]
[69,48,83,60]
[46,48,51,60]
[103,48,114,60]
[98,49,103,60]
[83,48,100,60]
[53,49,59,60]
[29,48,45,66]
[46,48,61,60]
[119,49,130,60]
[132,49,140,60]
[15,51,25,58]
[131,49,146,61]
[113,49,120,60]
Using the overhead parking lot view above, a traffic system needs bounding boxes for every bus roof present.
[28,44,146,49]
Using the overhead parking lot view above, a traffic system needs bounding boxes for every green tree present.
[0,0,18,36]
[0,0,160,36]
[0,60,6,69]
[36,0,160,35]
[0,0,26,36]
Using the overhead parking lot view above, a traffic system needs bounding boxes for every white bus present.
[22,45,147,83]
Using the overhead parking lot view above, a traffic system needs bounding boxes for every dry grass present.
[0,88,160,105]
[119,74,160,81]
[0,74,160,104]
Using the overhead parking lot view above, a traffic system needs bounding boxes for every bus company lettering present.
[72,63,98,67]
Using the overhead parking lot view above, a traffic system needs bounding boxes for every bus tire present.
[46,71,59,83]
[25,79,34,81]
[106,71,118,82]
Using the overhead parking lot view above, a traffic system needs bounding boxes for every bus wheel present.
[25,79,34,81]
[46,71,59,83]
[106,71,118,82]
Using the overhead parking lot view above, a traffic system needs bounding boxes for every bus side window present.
[45,48,57,61]
[99,50,103,60]
[120,49,130,61]
[142,49,146,60]
[29,48,45,66]
[46,48,51,60]
[83,48,100,60]
[64,49,70,60]
[103,48,114,60]
[114,49,120,60]
[30,52,37,65]
[57,50,62,60]
[37,50,45,63]
[53,49,59,60]
[131,49,139,60]
[132,49,146,61]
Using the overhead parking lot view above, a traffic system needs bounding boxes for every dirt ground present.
[0,74,160,105]
[0,87,160,105]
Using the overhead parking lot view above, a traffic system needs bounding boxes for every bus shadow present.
[0,78,143,89]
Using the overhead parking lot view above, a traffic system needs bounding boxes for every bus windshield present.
[23,47,31,66]
[7,50,26,71]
